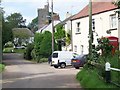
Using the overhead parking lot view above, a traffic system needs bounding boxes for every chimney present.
[66,12,72,18]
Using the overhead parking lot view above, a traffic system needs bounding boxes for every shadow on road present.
[2,53,35,65]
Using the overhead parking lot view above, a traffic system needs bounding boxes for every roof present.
[56,15,75,26]
[71,2,118,20]
[36,20,60,33]
[12,28,34,37]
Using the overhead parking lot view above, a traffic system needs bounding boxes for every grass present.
[3,47,25,54]
[0,64,5,72]
[31,58,48,63]
[76,52,120,89]
[14,48,25,53]
[76,68,118,89]
[3,47,14,53]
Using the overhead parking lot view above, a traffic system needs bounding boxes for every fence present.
[105,62,120,87]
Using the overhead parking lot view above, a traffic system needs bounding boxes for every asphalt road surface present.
[2,53,81,88]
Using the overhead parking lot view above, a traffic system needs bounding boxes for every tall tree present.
[2,19,13,47]
[6,13,26,28]
[27,17,38,33]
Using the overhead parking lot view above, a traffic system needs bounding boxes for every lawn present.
[76,53,120,89]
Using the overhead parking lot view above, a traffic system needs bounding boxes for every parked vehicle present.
[71,54,88,69]
[52,51,78,68]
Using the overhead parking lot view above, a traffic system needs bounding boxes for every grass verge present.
[76,68,118,89]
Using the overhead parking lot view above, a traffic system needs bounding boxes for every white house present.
[71,2,118,54]
[36,20,60,33]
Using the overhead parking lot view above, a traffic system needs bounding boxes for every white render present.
[72,9,118,54]
[36,20,60,33]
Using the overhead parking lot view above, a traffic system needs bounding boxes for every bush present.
[24,43,34,60]
[4,42,14,48]
[0,64,5,72]
[38,58,48,63]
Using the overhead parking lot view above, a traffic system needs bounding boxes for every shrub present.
[0,64,5,72]
[24,43,34,60]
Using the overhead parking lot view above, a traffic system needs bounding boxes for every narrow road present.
[2,53,81,88]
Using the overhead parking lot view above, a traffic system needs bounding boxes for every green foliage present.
[113,0,120,7]
[66,33,71,46]
[34,33,43,62]
[96,37,113,61]
[27,17,38,33]
[33,31,57,62]
[2,17,13,48]
[24,43,34,60]
[6,13,26,28]
[2,12,26,48]
[4,41,14,48]
[14,48,25,53]
[40,31,52,56]
[54,24,65,40]
[76,68,118,88]
[3,47,14,53]
[0,64,5,72]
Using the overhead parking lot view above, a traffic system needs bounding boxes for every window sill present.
[75,32,81,34]
[109,28,117,31]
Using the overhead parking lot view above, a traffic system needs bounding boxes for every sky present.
[1,0,89,25]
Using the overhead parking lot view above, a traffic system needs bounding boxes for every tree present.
[54,24,66,50]
[113,0,120,7]
[34,31,57,62]
[6,13,26,28]
[27,17,38,33]
[2,16,13,48]
[54,24,65,40]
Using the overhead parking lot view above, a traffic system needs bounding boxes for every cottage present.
[71,2,118,54]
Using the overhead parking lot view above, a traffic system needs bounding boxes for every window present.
[92,19,95,31]
[76,22,81,33]
[110,14,117,29]
[53,53,58,58]
[74,45,77,52]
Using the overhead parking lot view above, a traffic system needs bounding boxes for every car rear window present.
[53,53,58,58]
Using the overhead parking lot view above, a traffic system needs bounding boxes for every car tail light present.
[76,60,80,62]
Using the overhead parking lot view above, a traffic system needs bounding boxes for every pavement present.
[2,53,81,88]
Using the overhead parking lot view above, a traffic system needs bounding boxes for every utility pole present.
[51,0,54,53]
[89,0,93,60]
[118,9,120,51]
[0,5,3,63]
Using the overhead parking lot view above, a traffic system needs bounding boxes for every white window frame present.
[110,14,117,29]
[74,45,77,52]
[76,22,81,33]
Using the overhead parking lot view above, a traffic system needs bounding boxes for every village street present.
[2,53,81,88]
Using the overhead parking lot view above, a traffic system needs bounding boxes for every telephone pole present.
[89,0,92,60]
[0,5,3,63]
[51,0,54,53]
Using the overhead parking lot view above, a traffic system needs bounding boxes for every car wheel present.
[75,67,79,69]
[60,63,66,68]
[54,65,58,68]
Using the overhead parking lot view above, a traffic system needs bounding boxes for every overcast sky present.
[1,0,89,25]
